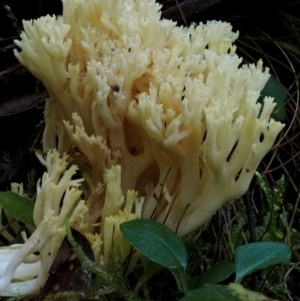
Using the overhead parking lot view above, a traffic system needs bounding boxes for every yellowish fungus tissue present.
[0,0,284,296]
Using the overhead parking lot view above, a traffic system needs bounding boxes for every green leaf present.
[188,260,236,289]
[258,74,287,121]
[180,283,275,301]
[180,284,241,301]
[0,191,35,226]
[120,219,187,270]
[235,242,291,283]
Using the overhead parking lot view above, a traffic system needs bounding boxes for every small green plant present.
[120,219,291,300]
[0,172,292,300]
[28,209,289,301]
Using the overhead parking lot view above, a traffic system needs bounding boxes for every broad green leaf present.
[188,260,236,289]
[120,219,187,270]
[235,242,291,283]
[180,283,276,301]
[258,74,287,121]
[0,191,34,226]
